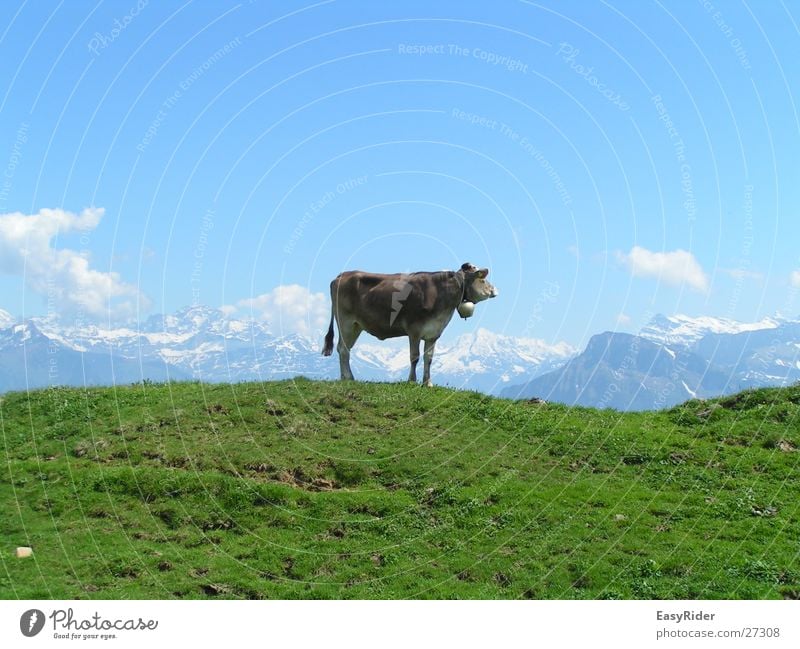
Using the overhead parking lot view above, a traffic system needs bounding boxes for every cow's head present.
[460,262,498,303]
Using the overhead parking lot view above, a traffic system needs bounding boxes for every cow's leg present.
[337,320,361,380]
[408,335,420,383]
[422,338,438,387]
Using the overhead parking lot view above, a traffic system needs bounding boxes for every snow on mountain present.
[432,328,575,384]
[503,312,800,410]
[640,313,784,347]
[0,306,575,394]
[501,331,729,410]
[353,340,408,373]
[353,328,576,392]
[0,309,15,329]
[5,305,799,405]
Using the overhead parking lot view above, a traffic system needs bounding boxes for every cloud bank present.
[0,207,148,319]
[618,246,709,293]
[226,284,329,336]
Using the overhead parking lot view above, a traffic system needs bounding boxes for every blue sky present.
[0,0,798,347]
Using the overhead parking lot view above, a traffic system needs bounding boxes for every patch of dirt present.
[265,399,286,416]
[206,404,228,415]
[494,572,512,587]
[72,438,109,457]
[282,557,298,579]
[697,403,722,418]
[200,583,231,596]
[777,440,796,452]
[722,437,750,447]
[245,462,275,474]
[622,454,648,465]
[199,518,236,531]
[277,467,337,491]
[243,589,264,600]
[327,525,346,539]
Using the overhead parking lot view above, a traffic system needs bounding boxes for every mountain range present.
[0,306,574,396]
[501,313,800,410]
[1,306,798,410]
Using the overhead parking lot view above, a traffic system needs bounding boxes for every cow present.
[322,262,498,386]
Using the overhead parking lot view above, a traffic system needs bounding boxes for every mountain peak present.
[640,313,783,346]
[175,304,223,317]
[0,309,15,329]
[143,304,227,334]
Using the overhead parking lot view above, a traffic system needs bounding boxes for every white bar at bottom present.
[0,600,796,648]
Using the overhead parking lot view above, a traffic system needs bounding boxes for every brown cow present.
[322,263,498,386]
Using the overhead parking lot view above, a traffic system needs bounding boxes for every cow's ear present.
[477,268,489,278]
[461,262,473,272]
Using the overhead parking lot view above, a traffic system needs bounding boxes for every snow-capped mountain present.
[0,309,15,329]
[0,317,182,392]
[503,313,800,410]
[640,313,783,347]
[0,306,574,395]
[7,306,796,407]
[354,328,576,393]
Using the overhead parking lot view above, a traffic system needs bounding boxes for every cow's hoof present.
[424,380,433,388]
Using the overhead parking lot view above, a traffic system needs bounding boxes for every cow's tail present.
[322,297,335,357]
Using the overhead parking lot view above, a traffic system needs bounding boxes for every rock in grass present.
[16,546,33,558]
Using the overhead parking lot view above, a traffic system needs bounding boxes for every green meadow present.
[1,380,798,599]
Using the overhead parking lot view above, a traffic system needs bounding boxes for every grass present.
[1,378,799,599]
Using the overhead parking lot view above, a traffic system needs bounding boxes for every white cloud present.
[219,304,238,317]
[616,312,632,325]
[226,284,329,336]
[791,270,800,288]
[0,207,148,319]
[617,246,709,293]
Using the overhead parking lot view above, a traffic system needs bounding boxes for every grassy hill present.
[1,379,799,599]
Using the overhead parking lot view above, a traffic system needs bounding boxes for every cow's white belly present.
[418,311,454,340]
